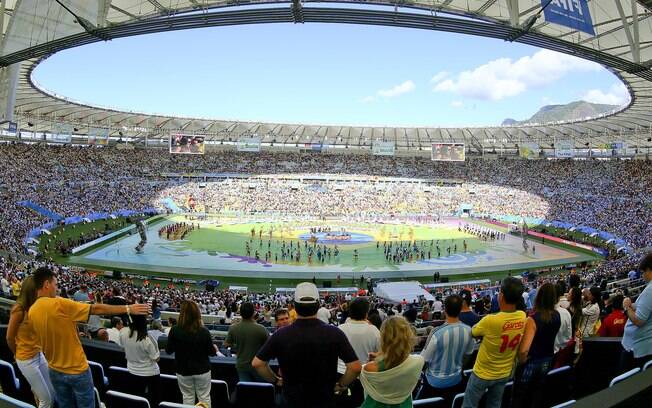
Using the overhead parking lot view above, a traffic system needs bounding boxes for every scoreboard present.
[170,134,205,155]
[431,143,465,162]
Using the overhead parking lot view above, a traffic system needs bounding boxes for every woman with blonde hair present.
[165,300,217,407]
[359,316,424,408]
[6,276,55,408]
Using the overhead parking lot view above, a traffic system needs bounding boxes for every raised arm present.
[89,303,150,317]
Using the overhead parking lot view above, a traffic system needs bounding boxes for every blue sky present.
[33,22,628,127]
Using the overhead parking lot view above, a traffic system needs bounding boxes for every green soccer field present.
[60,214,600,291]
[164,216,486,270]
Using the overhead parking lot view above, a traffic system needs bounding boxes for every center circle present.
[298,230,374,245]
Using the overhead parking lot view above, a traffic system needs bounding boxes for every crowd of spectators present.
[3,254,651,408]
[1,143,652,256]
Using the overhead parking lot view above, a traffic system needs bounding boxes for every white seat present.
[89,360,109,387]
[106,390,151,408]
[413,396,444,407]
[609,367,641,387]
[551,400,576,408]
[94,387,102,408]
[0,393,33,408]
[0,359,21,390]
[643,360,652,371]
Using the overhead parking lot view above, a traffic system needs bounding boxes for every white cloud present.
[359,96,376,104]
[377,80,416,98]
[450,100,464,108]
[430,71,449,83]
[432,49,602,101]
[581,83,630,106]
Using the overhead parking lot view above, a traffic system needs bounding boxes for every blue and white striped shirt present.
[420,322,474,388]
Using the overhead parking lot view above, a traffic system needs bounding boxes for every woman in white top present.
[120,314,161,407]
[579,287,603,338]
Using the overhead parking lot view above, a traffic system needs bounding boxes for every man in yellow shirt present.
[462,277,526,408]
[29,267,149,408]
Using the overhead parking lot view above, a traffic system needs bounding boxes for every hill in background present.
[501,101,619,126]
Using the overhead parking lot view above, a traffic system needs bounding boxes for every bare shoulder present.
[364,361,379,373]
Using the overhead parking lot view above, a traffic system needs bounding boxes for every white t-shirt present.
[107,327,122,346]
[317,307,331,324]
[433,300,443,313]
[337,319,381,374]
[119,328,160,376]
[554,304,573,353]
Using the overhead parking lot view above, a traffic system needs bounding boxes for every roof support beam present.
[0,0,6,41]
[476,0,498,15]
[145,0,171,14]
[507,0,519,26]
[109,5,141,20]
[615,0,640,63]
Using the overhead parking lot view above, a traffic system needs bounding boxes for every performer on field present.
[135,219,147,253]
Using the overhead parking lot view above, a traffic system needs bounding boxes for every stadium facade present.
[1,0,652,153]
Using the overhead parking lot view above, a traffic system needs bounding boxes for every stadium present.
[1,1,652,408]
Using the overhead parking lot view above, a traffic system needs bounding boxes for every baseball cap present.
[295,282,319,304]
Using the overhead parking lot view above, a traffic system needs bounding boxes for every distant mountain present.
[501,101,620,126]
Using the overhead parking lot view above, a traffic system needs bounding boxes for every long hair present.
[377,316,415,370]
[128,315,149,342]
[568,287,583,331]
[178,300,202,333]
[534,283,557,323]
[589,287,604,311]
[14,276,37,315]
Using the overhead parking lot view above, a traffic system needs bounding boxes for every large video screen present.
[170,134,205,155]
[431,143,465,162]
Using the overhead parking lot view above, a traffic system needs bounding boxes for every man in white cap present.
[253,282,362,408]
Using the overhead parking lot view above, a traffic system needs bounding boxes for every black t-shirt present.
[256,318,357,407]
[165,326,216,376]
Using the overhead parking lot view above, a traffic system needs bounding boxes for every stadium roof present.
[2,0,652,151]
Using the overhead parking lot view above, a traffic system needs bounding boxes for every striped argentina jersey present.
[420,322,474,388]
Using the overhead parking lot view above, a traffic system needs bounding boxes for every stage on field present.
[64,215,597,281]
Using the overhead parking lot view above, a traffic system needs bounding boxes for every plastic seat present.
[0,359,21,398]
[412,396,445,407]
[643,360,652,371]
[501,381,513,408]
[609,367,641,387]
[105,390,151,408]
[159,373,183,403]
[211,379,230,408]
[551,400,576,408]
[89,360,109,393]
[234,381,275,408]
[451,393,465,408]
[95,387,102,408]
[108,365,132,393]
[544,365,572,407]
[451,390,487,408]
[0,393,33,408]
